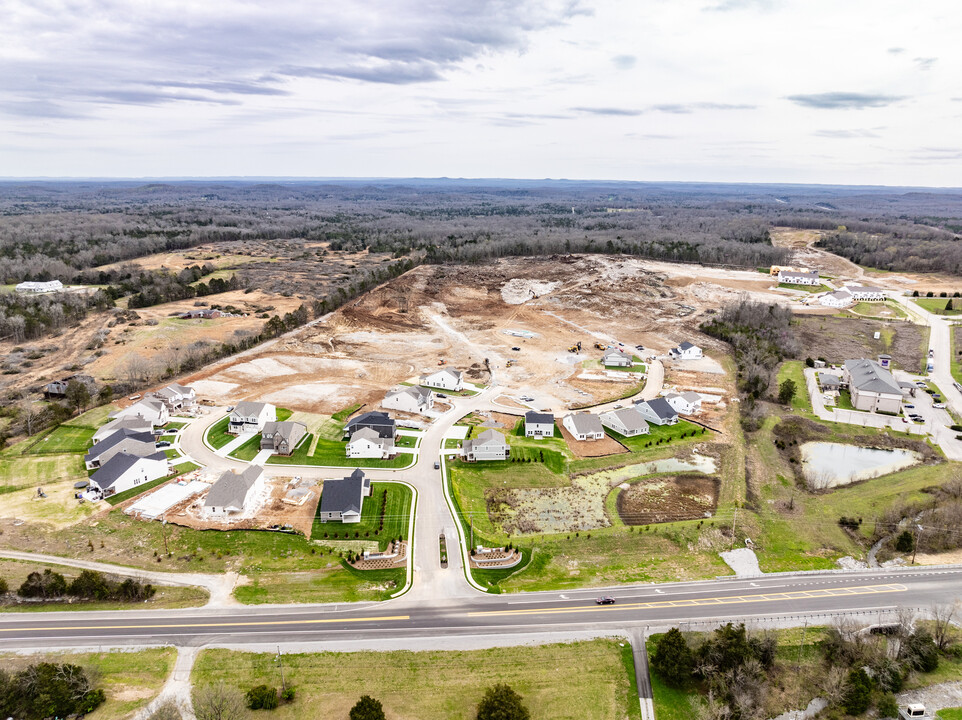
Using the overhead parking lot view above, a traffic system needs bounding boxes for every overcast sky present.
[2,0,960,185]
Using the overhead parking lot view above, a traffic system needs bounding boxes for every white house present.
[318,470,371,523]
[84,430,157,470]
[635,397,679,426]
[462,429,509,461]
[778,270,820,286]
[598,408,651,437]
[844,285,886,302]
[562,412,606,441]
[204,466,265,516]
[93,416,153,444]
[602,348,632,367]
[346,427,395,459]
[152,383,196,411]
[228,401,276,435]
[524,411,555,438]
[669,341,703,360]
[665,391,703,415]
[15,280,63,293]
[109,398,169,427]
[819,289,854,308]
[599,407,650,437]
[382,386,434,414]
[89,451,169,498]
[419,368,464,391]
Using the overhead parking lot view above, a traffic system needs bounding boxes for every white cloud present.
[0,0,960,185]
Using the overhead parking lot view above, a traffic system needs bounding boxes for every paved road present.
[1,566,958,650]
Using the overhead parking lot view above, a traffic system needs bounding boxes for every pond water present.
[800,442,921,488]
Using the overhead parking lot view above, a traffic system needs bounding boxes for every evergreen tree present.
[652,628,693,687]
[476,684,530,720]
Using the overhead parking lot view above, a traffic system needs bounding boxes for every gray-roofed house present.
[778,269,820,286]
[562,412,606,441]
[204,466,265,516]
[635,397,680,426]
[524,411,556,438]
[819,289,854,308]
[419,368,464,391]
[152,383,196,411]
[109,397,169,427]
[346,427,396,459]
[602,348,632,367]
[818,374,841,391]
[462,429,509,462]
[260,421,308,456]
[228,401,276,435]
[89,451,169,497]
[844,285,886,302]
[93,415,153,444]
[343,411,396,440]
[665,391,703,415]
[318,469,372,523]
[84,430,158,470]
[382,386,434,414]
[599,407,650,437]
[843,359,903,413]
[669,341,703,360]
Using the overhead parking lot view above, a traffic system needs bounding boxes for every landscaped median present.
[191,639,640,720]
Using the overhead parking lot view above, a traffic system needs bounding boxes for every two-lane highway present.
[3,567,959,651]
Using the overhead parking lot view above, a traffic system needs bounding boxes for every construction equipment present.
[438,358,447,366]
[506,359,516,367]
[594,342,606,350]
[568,345,579,353]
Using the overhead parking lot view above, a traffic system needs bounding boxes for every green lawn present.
[22,424,96,455]
[63,404,117,428]
[602,421,705,456]
[0,647,175,720]
[105,463,201,506]
[849,300,907,319]
[915,297,962,315]
[778,282,831,293]
[229,433,264,461]
[192,639,640,720]
[163,421,187,430]
[234,562,405,604]
[776,360,813,413]
[395,434,419,449]
[266,433,414,468]
[938,708,962,720]
[277,407,293,421]
[312,481,413,551]
[205,416,234,449]
[835,388,856,411]
[0,453,86,490]
[331,403,363,423]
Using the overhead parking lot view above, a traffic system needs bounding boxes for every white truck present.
[899,703,933,719]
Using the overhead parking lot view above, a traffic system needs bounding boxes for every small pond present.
[800,442,921,488]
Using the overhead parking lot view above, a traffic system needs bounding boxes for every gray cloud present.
[914,57,937,70]
[786,92,905,109]
[814,129,880,139]
[572,106,644,116]
[0,0,588,117]
[888,47,906,54]
[651,102,754,114]
[706,0,773,11]
[612,54,636,70]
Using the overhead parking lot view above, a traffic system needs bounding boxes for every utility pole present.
[277,646,286,693]
[911,523,924,565]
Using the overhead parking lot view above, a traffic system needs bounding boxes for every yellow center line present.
[467,584,907,618]
[0,615,410,633]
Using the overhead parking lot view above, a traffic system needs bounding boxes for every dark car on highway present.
[595,596,615,605]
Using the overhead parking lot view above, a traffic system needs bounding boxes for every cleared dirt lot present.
[617,474,719,525]
[793,314,928,371]
[187,255,756,413]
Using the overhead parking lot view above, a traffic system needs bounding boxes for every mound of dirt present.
[501,278,561,305]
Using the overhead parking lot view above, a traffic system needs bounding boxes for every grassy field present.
[63,403,117,428]
[266,434,414,468]
[312,481,413,551]
[205,416,234,449]
[229,433,263,460]
[192,640,640,720]
[105,463,201,506]
[0,558,208,611]
[776,361,813,414]
[22,424,96,455]
[233,562,405,604]
[848,300,907,319]
[778,282,831,293]
[939,709,962,720]
[0,453,86,492]
[0,647,175,720]
[915,297,962,315]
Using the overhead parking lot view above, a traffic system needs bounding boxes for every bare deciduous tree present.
[193,683,248,720]
[930,602,959,651]
[147,698,183,720]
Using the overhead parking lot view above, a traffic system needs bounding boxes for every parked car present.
[166,427,179,434]
[635,344,644,350]
[934,403,946,409]
[433,461,440,470]
[596,596,616,605]
[511,346,521,351]
[904,404,915,409]
[156,441,171,448]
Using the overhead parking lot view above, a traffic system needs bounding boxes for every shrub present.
[349,695,386,720]
[476,684,530,720]
[0,577,7,594]
[877,693,898,719]
[895,530,915,553]
[18,569,67,598]
[842,668,872,716]
[281,687,295,702]
[805,357,815,367]
[246,685,278,710]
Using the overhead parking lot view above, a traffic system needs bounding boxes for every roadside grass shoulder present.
[0,647,176,720]
[234,562,405,604]
[193,639,640,720]
[205,416,234,449]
